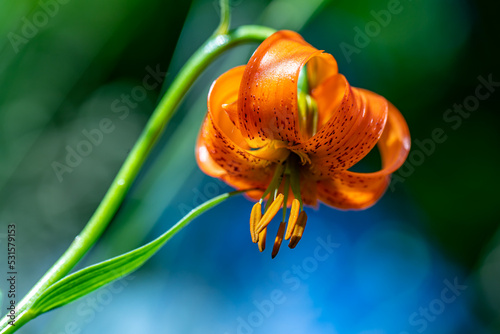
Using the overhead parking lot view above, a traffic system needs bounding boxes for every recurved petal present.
[291,75,389,176]
[237,30,337,148]
[196,113,273,192]
[299,170,319,207]
[196,133,227,178]
[208,65,251,150]
[197,64,290,197]
[207,64,290,163]
[316,171,389,210]
[196,130,268,202]
[317,102,410,210]
[197,66,270,181]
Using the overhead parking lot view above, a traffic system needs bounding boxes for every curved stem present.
[0,25,275,333]
[214,0,231,35]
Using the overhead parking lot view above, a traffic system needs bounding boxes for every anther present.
[258,228,267,252]
[285,199,300,240]
[272,222,286,259]
[289,211,307,249]
[256,193,284,234]
[249,202,262,243]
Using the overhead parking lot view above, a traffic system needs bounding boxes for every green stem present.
[214,0,231,35]
[0,25,275,333]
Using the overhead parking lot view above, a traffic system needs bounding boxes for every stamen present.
[294,150,312,165]
[260,162,286,201]
[249,202,262,243]
[250,153,311,256]
[289,211,307,249]
[256,193,284,234]
[258,228,267,252]
[285,199,300,240]
[272,222,286,259]
[281,175,290,222]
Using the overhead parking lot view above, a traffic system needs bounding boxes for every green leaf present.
[29,191,240,315]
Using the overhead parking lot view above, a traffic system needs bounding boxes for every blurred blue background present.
[0,0,499,333]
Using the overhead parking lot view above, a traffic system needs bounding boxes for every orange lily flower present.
[196,30,410,257]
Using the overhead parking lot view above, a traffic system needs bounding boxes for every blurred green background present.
[0,0,499,333]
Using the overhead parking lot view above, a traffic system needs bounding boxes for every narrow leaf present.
[30,191,239,315]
